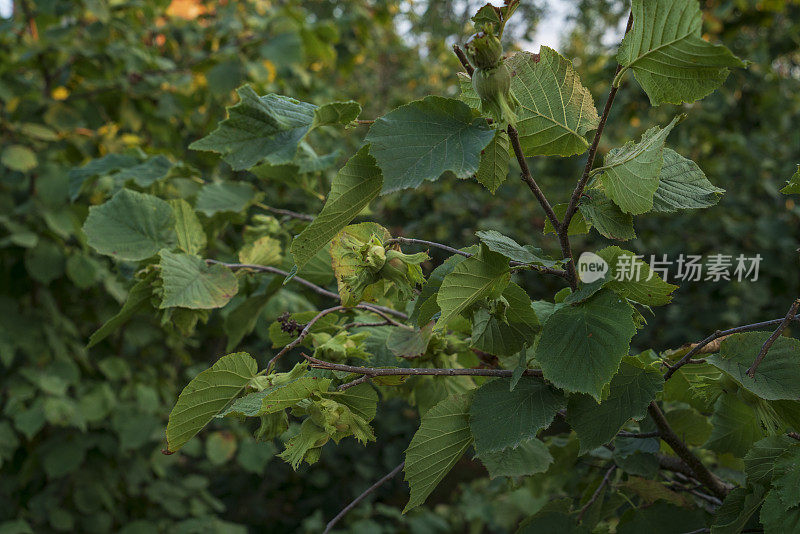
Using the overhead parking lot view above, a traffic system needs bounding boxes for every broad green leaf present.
[517,500,588,534]
[326,382,378,422]
[290,146,382,268]
[708,332,800,401]
[166,352,258,452]
[617,502,706,534]
[760,488,800,533]
[618,0,747,106]
[410,249,475,327]
[781,165,800,195]
[664,408,712,446]
[365,96,494,193]
[387,323,433,358]
[475,230,562,268]
[771,444,800,508]
[170,199,206,255]
[704,393,764,457]
[87,273,155,348]
[404,393,473,513]
[652,149,724,212]
[579,191,636,241]
[239,236,282,266]
[470,376,564,454]
[597,246,678,306]
[475,130,510,193]
[159,250,238,309]
[222,376,332,417]
[543,203,591,235]
[476,438,553,479]
[1,145,37,172]
[68,153,139,200]
[535,289,637,400]
[509,48,600,157]
[598,116,681,215]
[711,485,767,534]
[189,85,360,170]
[470,282,540,357]
[457,72,481,110]
[566,360,663,453]
[744,435,795,486]
[83,189,175,261]
[224,278,281,351]
[113,155,173,187]
[195,182,257,216]
[435,244,510,330]
[619,476,690,507]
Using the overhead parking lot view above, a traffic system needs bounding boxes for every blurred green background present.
[1,0,798,532]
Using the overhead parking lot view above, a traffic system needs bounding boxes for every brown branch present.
[452,44,474,76]
[746,298,800,377]
[323,461,405,534]
[255,202,314,221]
[664,313,800,380]
[559,11,634,288]
[616,431,660,439]
[337,375,372,391]
[304,355,544,378]
[577,465,616,522]
[355,119,375,125]
[648,402,731,499]
[205,260,407,320]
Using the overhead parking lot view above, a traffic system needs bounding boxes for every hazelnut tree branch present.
[746,298,800,377]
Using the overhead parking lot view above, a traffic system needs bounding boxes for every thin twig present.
[205,260,407,320]
[452,44,474,76]
[648,402,731,499]
[507,125,563,250]
[664,313,800,380]
[355,119,375,125]
[560,11,634,288]
[266,304,407,372]
[323,461,405,534]
[616,431,660,439]
[577,465,616,522]
[746,298,800,377]
[304,355,544,378]
[384,236,568,278]
[338,375,372,391]
[254,202,314,221]
[342,320,392,330]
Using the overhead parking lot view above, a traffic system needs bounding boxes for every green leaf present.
[617,502,706,534]
[535,289,637,400]
[704,393,764,457]
[410,249,474,327]
[457,72,481,110]
[707,332,800,401]
[470,282,540,357]
[744,435,795,486]
[711,485,767,534]
[87,274,155,348]
[239,236,282,266]
[82,189,175,261]
[403,393,473,513]
[475,130,510,193]
[617,0,747,106]
[435,244,510,330]
[760,489,800,534]
[68,153,139,200]
[508,48,600,157]
[166,352,258,452]
[365,96,495,193]
[189,85,360,170]
[159,250,238,309]
[771,444,800,508]
[387,323,434,359]
[596,246,679,306]
[290,146,382,268]
[1,145,37,172]
[470,376,564,454]
[113,155,173,187]
[475,230,562,268]
[780,165,800,195]
[327,382,378,423]
[170,199,206,255]
[222,376,332,417]
[598,116,682,215]
[652,149,724,212]
[477,438,553,479]
[517,501,588,534]
[224,279,281,351]
[543,203,591,235]
[579,191,636,241]
[566,359,663,453]
[195,182,257,216]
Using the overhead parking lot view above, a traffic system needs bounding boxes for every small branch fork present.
[323,461,405,534]
[746,298,800,377]
[663,312,800,380]
[577,465,616,522]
